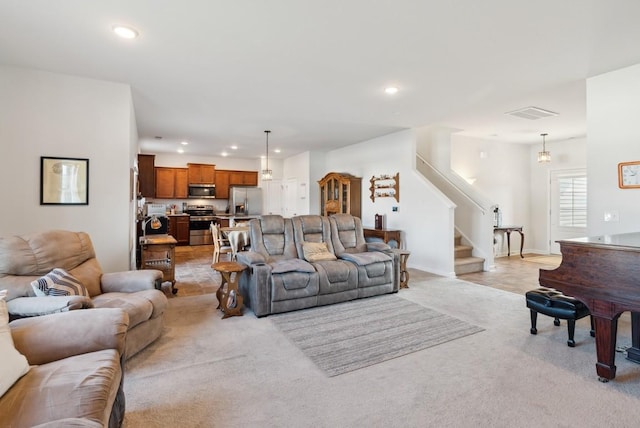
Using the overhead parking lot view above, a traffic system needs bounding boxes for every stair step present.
[454,256,485,275]
[454,235,462,246]
[455,245,473,259]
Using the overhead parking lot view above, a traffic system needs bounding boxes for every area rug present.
[270,294,484,376]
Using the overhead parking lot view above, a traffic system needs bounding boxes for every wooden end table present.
[363,227,401,248]
[212,261,247,319]
[399,250,411,289]
[140,234,178,294]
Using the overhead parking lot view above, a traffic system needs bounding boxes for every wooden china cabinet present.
[318,172,361,218]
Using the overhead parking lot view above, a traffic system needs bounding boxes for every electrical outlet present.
[604,211,619,222]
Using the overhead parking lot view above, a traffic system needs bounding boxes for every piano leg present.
[625,312,640,364]
[593,315,621,382]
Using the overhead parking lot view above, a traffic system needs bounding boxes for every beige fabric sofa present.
[0,230,167,359]
[2,308,129,428]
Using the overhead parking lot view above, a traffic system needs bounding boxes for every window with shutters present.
[557,174,587,228]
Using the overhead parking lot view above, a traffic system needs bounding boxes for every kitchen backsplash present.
[147,198,229,214]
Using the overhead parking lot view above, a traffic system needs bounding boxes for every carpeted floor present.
[123,274,640,427]
[270,294,483,376]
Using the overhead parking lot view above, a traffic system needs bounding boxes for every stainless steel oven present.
[185,205,214,245]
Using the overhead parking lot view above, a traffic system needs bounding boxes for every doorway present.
[549,169,587,254]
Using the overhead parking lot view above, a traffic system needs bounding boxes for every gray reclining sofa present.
[237,214,399,317]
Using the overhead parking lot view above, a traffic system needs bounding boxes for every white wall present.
[451,134,587,255]
[587,63,640,236]
[283,152,312,216]
[0,66,136,272]
[325,130,455,276]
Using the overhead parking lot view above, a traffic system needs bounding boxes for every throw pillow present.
[302,242,337,262]
[0,290,30,398]
[30,268,89,297]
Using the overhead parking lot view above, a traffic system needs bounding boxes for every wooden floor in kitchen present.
[171,245,561,297]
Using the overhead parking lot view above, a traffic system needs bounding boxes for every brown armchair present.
[0,230,167,359]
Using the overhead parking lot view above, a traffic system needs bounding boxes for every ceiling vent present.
[505,106,559,120]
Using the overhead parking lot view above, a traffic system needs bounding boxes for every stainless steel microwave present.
[188,184,216,198]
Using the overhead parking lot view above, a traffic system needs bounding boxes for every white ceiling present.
[2,1,640,159]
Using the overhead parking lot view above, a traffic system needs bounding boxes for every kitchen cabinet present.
[215,170,230,199]
[155,167,188,199]
[319,172,361,217]
[188,163,215,184]
[213,216,230,228]
[137,154,155,197]
[168,215,190,246]
[229,171,258,186]
[215,170,258,200]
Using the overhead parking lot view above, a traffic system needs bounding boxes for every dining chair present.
[210,222,233,264]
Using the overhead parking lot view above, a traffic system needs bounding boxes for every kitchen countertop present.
[213,214,259,219]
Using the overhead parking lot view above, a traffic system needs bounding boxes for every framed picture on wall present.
[40,156,89,205]
[618,161,640,189]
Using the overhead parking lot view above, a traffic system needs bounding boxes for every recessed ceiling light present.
[112,25,139,39]
[177,148,184,154]
[384,87,399,95]
[221,152,228,157]
[230,145,238,150]
[181,141,189,145]
[274,149,281,153]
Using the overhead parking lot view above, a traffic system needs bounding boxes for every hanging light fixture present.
[537,133,551,163]
[262,130,273,181]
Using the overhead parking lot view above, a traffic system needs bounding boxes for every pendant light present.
[537,133,551,163]
[262,130,273,181]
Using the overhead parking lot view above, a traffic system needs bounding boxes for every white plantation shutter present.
[557,175,587,228]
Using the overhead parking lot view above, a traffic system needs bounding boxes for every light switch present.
[604,211,619,222]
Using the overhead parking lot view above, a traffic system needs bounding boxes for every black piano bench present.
[525,287,595,347]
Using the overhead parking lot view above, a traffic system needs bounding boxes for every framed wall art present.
[618,161,640,189]
[40,156,89,205]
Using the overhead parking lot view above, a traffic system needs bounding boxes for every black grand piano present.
[539,232,640,382]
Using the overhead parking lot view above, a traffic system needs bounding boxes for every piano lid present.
[560,231,640,251]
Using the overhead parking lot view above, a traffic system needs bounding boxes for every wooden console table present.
[493,226,524,258]
[363,228,401,248]
[140,234,178,294]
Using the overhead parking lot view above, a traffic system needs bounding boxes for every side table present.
[493,226,524,258]
[399,250,411,289]
[212,261,247,319]
[140,234,178,294]
[363,227,401,248]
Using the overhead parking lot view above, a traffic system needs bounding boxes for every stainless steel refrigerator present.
[230,186,263,216]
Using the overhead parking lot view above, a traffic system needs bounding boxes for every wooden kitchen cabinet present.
[188,163,215,184]
[214,170,230,199]
[215,170,258,199]
[168,215,190,246]
[155,167,188,199]
[319,172,361,218]
[137,154,155,197]
[229,170,258,186]
[174,168,188,198]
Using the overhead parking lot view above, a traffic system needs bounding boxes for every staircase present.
[454,234,484,275]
